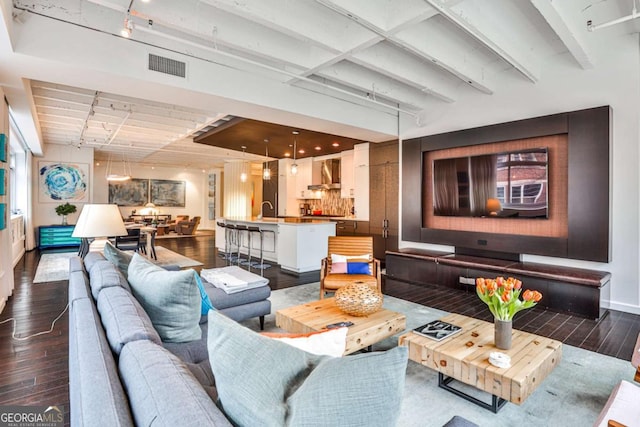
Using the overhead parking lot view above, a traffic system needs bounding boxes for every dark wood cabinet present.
[333,220,369,236]
[386,249,610,320]
[369,141,399,262]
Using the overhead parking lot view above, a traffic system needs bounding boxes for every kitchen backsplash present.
[303,190,353,217]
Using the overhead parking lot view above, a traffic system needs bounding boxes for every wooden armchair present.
[319,236,381,299]
[176,216,201,235]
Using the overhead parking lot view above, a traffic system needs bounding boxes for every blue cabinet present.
[39,225,81,249]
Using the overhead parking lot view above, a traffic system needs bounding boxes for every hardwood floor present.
[1,234,638,425]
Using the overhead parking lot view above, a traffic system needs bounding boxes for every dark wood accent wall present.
[370,140,399,262]
[402,106,611,263]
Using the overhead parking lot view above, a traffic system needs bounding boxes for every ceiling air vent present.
[148,54,186,78]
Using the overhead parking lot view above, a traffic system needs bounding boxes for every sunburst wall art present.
[39,162,89,203]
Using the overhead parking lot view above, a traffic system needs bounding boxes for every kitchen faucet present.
[257,200,274,219]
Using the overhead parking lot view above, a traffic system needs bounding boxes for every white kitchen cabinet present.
[353,143,369,220]
[340,150,354,198]
[278,158,300,216]
[294,157,320,199]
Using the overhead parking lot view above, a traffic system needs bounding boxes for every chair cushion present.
[127,253,201,343]
[207,310,408,427]
[323,274,378,290]
[593,380,640,427]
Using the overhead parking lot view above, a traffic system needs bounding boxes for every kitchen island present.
[216,217,336,274]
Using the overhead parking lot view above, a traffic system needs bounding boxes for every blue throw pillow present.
[193,272,214,315]
[207,310,408,427]
[347,262,371,275]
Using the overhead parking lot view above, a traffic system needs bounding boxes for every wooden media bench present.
[385,248,611,320]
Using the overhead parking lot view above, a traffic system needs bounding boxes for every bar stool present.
[225,223,241,265]
[244,226,262,272]
[235,224,249,266]
[216,222,231,261]
[251,227,275,275]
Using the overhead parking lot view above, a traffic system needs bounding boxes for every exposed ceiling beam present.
[423,0,540,83]
[529,0,594,69]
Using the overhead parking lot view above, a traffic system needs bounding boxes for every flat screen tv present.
[432,148,548,219]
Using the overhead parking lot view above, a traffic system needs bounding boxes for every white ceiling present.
[6,0,637,169]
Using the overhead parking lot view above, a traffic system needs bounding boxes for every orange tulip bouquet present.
[475,277,542,321]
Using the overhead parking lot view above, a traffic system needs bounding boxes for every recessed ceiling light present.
[315,146,321,151]
[284,152,291,157]
[299,149,305,154]
[332,142,340,147]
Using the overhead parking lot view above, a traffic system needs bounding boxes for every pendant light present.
[240,146,248,183]
[291,131,299,176]
[262,139,271,180]
[106,152,131,181]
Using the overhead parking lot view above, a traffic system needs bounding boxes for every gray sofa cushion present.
[83,251,106,273]
[119,340,231,427]
[207,310,408,427]
[127,254,201,343]
[88,259,131,300]
[97,286,161,355]
[69,297,134,427]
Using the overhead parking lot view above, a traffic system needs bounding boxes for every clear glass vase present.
[61,215,68,226]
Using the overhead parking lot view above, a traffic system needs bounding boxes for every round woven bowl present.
[334,281,383,316]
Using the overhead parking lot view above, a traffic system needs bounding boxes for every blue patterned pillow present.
[193,273,214,315]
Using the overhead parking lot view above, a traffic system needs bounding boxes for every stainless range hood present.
[308,158,341,190]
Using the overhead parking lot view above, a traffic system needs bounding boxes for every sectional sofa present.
[68,249,478,427]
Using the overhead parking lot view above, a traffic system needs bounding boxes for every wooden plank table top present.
[399,313,562,405]
[276,298,406,355]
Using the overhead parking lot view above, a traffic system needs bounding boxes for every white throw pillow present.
[262,327,348,357]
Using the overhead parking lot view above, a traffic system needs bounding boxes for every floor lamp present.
[72,204,128,257]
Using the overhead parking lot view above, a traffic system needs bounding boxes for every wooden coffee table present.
[276,298,406,355]
[399,313,562,412]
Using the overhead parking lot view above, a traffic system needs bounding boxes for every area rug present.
[33,252,76,283]
[244,283,634,427]
[33,248,202,283]
[152,247,203,268]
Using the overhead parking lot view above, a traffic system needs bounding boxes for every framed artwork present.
[109,178,149,206]
[0,168,4,195]
[38,162,89,202]
[0,134,5,162]
[150,179,186,207]
[0,203,5,230]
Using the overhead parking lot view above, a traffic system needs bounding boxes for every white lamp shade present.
[72,204,128,238]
